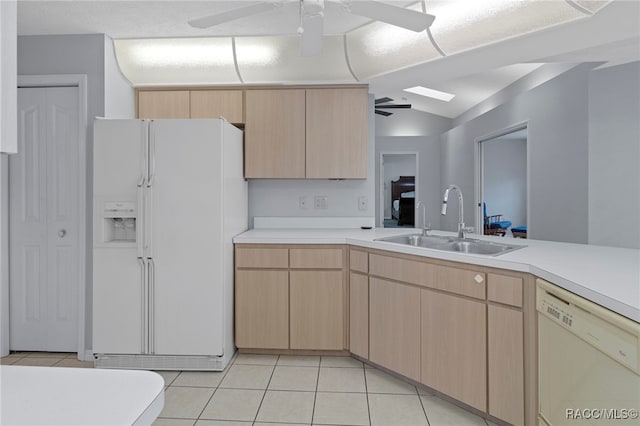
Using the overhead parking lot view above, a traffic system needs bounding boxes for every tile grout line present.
[192,353,237,422]
[250,354,279,424]
[417,389,432,426]
[159,351,237,423]
[363,360,373,426]
[310,356,324,425]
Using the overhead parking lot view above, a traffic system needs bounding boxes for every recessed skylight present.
[404,86,456,102]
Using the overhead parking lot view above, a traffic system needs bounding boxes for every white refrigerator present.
[92,118,247,370]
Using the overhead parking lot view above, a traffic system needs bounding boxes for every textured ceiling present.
[16,0,640,119]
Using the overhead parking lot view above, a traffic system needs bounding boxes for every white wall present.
[104,35,134,119]
[382,154,416,219]
[104,36,136,118]
[588,61,640,249]
[248,94,376,225]
[376,136,441,229]
[483,137,527,231]
[375,108,451,137]
[441,64,592,243]
[0,0,17,154]
[1,155,9,356]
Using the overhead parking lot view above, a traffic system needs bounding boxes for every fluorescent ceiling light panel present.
[404,86,455,102]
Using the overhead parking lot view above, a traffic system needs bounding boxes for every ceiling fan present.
[188,1,435,56]
[375,97,412,116]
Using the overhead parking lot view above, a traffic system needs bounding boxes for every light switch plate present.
[299,196,308,209]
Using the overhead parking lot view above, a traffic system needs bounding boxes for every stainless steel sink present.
[375,234,525,256]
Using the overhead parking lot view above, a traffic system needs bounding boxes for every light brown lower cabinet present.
[290,270,344,350]
[488,304,525,425]
[369,278,421,381]
[349,272,369,358]
[421,289,487,411]
[235,270,289,349]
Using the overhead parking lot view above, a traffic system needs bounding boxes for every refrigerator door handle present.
[147,121,156,187]
[138,257,148,354]
[144,185,152,259]
[148,258,156,355]
[136,182,145,259]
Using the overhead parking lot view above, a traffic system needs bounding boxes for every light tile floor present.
[1,352,499,426]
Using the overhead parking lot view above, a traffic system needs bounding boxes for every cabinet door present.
[349,272,369,358]
[421,289,487,411]
[369,278,420,381]
[235,270,289,349]
[190,90,244,123]
[305,88,368,179]
[137,90,190,118]
[290,271,344,350]
[244,89,305,178]
[488,305,524,425]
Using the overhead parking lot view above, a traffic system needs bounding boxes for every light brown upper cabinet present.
[190,90,244,124]
[244,86,368,179]
[244,89,306,178]
[137,90,190,119]
[306,88,368,179]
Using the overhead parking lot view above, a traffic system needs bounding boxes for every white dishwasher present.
[537,279,640,425]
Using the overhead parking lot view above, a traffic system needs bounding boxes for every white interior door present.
[9,86,80,352]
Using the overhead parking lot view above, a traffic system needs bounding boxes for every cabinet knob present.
[474,274,484,284]
[58,229,67,238]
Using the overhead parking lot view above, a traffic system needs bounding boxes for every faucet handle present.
[462,226,475,234]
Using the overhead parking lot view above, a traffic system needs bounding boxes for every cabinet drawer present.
[369,253,486,300]
[432,264,486,300]
[369,253,431,286]
[487,274,523,307]
[236,247,288,268]
[350,249,368,273]
[290,248,343,269]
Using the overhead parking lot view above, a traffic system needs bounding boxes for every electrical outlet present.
[314,195,328,210]
[299,196,308,209]
[358,196,368,211]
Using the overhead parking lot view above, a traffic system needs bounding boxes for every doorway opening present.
[476,125,528,238]
[379,152,418,228]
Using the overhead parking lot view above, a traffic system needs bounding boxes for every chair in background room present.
[483,202,512,236]
[511,226,527,238]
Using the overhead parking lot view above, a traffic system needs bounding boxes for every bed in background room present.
[391,176,415,226]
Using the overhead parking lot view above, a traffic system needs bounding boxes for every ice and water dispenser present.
[101,202,136,243]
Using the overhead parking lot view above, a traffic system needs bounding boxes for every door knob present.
[58,229,67,238]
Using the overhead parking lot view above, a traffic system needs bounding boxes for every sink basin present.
[375,234,525,256]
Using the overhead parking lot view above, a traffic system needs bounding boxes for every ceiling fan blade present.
[375,109,393,117]
[375,97,394,104]
[376,104,412,109]
[188,2,277,29]
[300,12,324,56]
[348,1,435,32]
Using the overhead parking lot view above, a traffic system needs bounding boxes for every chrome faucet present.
[416,201,430,236]
[441,184,473,238]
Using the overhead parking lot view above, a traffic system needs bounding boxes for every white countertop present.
[234,228,640,322]
[0,366,164,425]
